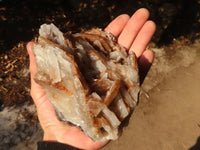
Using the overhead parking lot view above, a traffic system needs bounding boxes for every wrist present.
[43,132,57,142]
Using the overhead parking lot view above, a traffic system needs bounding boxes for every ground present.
[0,0,200,149]
[102,39,200,150]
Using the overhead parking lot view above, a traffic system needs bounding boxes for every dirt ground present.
[0,0,200,150]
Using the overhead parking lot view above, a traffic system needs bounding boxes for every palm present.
[27,8,156,150]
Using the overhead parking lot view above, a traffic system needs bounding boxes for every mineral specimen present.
[32,23,140,142]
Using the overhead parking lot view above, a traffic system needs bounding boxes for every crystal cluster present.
[33,24,140,142]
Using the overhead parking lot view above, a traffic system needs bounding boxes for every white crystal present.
[33,24,140,142]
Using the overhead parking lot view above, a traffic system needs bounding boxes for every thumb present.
[27,42,37,77]
[26,42,47,106]
[27,42,60,126]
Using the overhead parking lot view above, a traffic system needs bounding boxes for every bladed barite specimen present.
[33,23,140,142]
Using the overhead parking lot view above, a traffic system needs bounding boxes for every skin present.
[27,8,156,150]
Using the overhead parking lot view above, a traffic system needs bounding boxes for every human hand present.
[105,8,156,83]
[27,8,156,150]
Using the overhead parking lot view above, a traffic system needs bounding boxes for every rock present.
[33,23,140,142]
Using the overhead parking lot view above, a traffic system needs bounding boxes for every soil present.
[0,0,200,150]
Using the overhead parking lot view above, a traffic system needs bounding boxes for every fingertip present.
[117,14,130,21]
[134,8,150,20]
[147,20,157,33]
[138,8,150,16]
[27,42,37,76]
[104,14,130,37]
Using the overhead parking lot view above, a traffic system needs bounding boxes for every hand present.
[105,8,156,83]
[27,8,156,150]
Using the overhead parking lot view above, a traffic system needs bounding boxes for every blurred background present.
[1,0,200,53]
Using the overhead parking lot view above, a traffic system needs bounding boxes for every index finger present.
[104,14,130,37]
